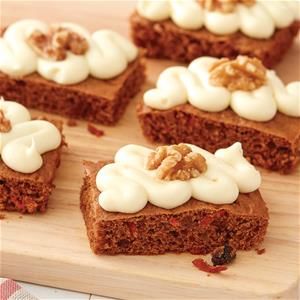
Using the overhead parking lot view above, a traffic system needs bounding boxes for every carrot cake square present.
[131,0,300,67]
[0,20,145,124]
[0,98,63,213]
[80,143,268,255]
[137,56,300,173]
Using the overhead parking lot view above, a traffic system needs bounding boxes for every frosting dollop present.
[137,0,299,39]
[0,20,138,84]
[96,143,261,213]
[0,98,61,173]
[144,56,300,122]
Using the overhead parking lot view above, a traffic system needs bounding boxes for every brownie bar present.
[0,55,145,125]
[131,12,300,68]
[137,103,300,173]
[80,161,269,255]
[0,120,64,213]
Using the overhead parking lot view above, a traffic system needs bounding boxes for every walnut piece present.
[209,56,267,92]
[0,109,12,133]
[147,144,207,181]
[199,0,255,13]
[27,27,89,61]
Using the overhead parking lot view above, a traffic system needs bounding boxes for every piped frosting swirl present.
[143,56,300,122]
[0,20,138,84]
[137,0,300,39]
[0,97,61,173]
[96,143,261,213]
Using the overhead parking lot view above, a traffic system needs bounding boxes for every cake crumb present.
[87,123,104,137]
[0,213,6,220]
[192,258,227,274]
[66,119,78,127]
[255,248,266,255]
[211,244,237,266]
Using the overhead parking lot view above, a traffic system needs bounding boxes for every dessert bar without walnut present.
[0,141,63,213]
[0,100,64,213]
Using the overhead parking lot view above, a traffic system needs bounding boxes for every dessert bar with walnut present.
[0,20,145,124]
[81,143,268,255]
[138,56,300,173]
[131,0,300,67]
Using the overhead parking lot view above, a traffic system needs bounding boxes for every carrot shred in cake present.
[127,222,138,238]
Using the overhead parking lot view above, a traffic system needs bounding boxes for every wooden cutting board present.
[1,1,299,299]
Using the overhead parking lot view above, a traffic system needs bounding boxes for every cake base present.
[0,56,145,125]
[137,102,300,174]
[130,12,300,68]
[80,161,269,255]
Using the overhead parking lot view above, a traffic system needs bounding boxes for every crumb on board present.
[192,258,227,274]
[255,248,266,255]
[66,119,78,127]
[0,213,6,220]
[211,244,237,266]
[87,123,105,137]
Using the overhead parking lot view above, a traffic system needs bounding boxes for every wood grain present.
[0,1,299,299]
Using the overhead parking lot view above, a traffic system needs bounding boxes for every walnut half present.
[147,144,207,181]
[209,56,267,92]
[199,0,255,13]
[27,27,89,61]
[0,109,12,133]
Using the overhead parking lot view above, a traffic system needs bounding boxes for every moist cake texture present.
[80,161,268,255]
[137,103,300,173]
[0,57,145,125]
[138,55,300,173]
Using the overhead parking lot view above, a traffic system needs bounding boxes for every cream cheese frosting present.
[0,20,138,84]
[137,0,300,39]
[144,56,300,122]
[96,143,261,213]
[0,98,61,173]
